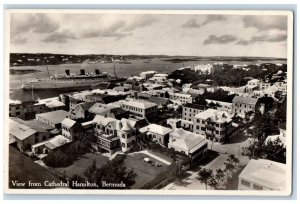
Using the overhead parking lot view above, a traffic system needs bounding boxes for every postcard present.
[4,9,293,195]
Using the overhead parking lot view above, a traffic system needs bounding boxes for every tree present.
[215,168,225,183]
[71,155,137,189]
[242,137,286,164]
[197,167,213,190]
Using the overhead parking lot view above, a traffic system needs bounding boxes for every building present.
[140,124,173,146]
[61,118,82,140]
[85,93,126,104]
[9,101,48,120]
[36,110,68,129]
[193,109,233,143]
[205,99,233,113]
[168,92,193,104]
[168,128,208,164]
[259,81,271,91]
[69,97,84,115]
[70,102,95,120]
[181,103,206,130]
[93,115,137,154]
[232,96,258,116]
[265,122,286,146]
[9,117,55,151]
[238,159,286,190]
[245,79,260,93]
[32,135,71,154]
[120,99,158,119]
[37,98,66,112]
[148,96,172,107]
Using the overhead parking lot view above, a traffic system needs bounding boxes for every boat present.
[21,67,115,90]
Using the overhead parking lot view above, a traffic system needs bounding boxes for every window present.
[241,180,250,187]
[197,119,200,123]
[122,134,126,139]
[122,143,125,148]
[253,184,263,190]
[196,125,199,130]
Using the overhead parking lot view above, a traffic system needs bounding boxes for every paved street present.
[163,134,251,190]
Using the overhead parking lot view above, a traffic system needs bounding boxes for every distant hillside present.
[10,53,168,67]
[10,53,286,67]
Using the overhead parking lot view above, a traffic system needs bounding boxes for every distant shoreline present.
[10,69,41,75]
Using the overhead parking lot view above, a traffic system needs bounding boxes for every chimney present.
[80,69,85,75]
[65,69,70,76]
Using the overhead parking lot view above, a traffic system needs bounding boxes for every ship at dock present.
[21,68,116,90]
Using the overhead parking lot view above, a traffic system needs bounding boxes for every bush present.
[42,141,91,168]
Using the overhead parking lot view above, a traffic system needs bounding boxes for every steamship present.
[21,68,114,90]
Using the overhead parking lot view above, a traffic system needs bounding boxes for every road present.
[162,135,251,190]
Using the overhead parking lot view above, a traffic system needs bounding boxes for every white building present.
[192,64,213,74]
[120,99,158,119]
[140,124,173,146]
[168,92,193,104]
[238,159,286,190]
[168,128,208,163]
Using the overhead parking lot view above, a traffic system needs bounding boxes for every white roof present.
[61,118,76,127]
[122,99,157,109]
[45,99,65,108]
[194,109,232,123]
[248,79,260,83]
[93,115,118,127]
[140,124,173,135]
[239,159,286,190]
[169,128,207,153]
[36,110,68,124]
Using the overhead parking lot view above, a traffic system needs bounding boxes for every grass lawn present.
[9,146,61,189]
[125,153,170,189]
[54,153,109,178]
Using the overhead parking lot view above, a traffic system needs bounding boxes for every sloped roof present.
[45,99,65,108]
[36,110,68,125]
[121,121,131,131]
[239,159,286,190]
[170,128,206,152]
[93,115,117,127]
[232,96,258,105]
[9,119,37,140]
[122,99,157,109]
[140,124,173,135]
[148,96,170,106]
[77,102,96,111]
[61,118,76,127]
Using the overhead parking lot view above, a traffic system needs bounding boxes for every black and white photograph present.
[4,10,293,195]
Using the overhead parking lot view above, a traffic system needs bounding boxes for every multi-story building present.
[168,92,193,104]
[120,99,158,119]
[232,96,258,116]
[92,115,137,155]
[168,128,208,165]
[181,103,206,130]
[193,109,233,143]
[238,159,286,191]
[9,101,48,120]
[205,99,233,113]
[259,81,271,91]
[61,118,82,140]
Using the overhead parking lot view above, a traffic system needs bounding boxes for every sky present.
[9,12,288,58]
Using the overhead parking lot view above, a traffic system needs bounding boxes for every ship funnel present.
[65,69,70,76]
[95,69,100,75]
[80,69,85,75]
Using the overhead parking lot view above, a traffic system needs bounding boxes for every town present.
[9,61,287,190]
